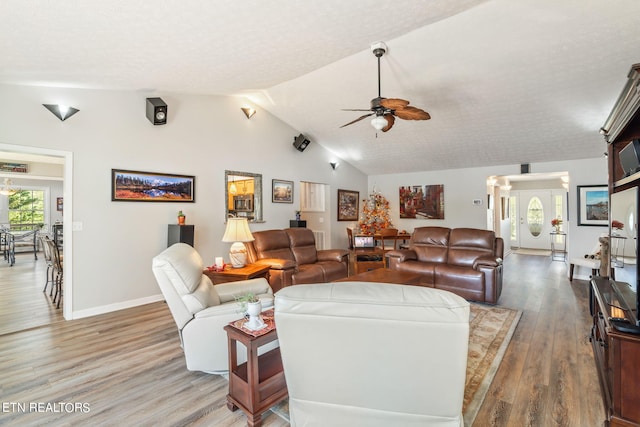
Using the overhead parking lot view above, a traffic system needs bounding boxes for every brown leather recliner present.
[386,227,503,304]
[244,228,349,292]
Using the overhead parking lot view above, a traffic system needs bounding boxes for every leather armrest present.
[385,249,417,263]
[317,249,349,263]
[254,258,297,270]
[473,256,502,269]
[214,277,273,303]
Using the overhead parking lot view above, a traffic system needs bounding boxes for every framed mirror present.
[225,170,263,222]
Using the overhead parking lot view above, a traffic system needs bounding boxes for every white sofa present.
[275,282,470,427]
[152,243,274,374]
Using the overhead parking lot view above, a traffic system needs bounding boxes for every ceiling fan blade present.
[340,112,374,128]
[341,108,374,112]
[380,98,410,110]
[382,114,395,132]
[393,105,431,120]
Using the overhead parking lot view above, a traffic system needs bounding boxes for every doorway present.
[0,143,73,322]
[299,181,331,249]
[489,172,568,252]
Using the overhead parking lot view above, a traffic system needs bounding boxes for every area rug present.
[514,248,552,256]
[269,303,522,426]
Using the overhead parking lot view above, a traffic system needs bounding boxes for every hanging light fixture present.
[229,176,237,195]
[371,115,387,130]
[0,178,20,196]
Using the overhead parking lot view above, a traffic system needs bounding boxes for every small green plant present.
[235,292,259,315]
[178,210,185,217]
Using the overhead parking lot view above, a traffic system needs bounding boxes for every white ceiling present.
[1,0,639,175]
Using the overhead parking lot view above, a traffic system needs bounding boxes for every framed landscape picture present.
[272,179,293,203]
[577,185,608,226]
[337,189,359,221]
[111,169,195,202]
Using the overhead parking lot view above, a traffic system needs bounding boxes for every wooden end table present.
[224,317,287,427]
[203,263,270,284]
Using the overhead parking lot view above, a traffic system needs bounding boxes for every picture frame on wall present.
[56,197,63,212]
[111,169,195,202]
[399,184,445,219]
[577,184,608,226]
[337,189,359,221]
[272,179,293,203]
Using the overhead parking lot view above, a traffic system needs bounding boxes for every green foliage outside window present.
[8,190,45,230]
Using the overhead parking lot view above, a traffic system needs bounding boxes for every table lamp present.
[222,217,254,268]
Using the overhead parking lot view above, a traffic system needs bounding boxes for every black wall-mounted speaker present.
[521,163,530,174]
[146,97,168,125]
[619,139,640,177]
[293,134,310,152]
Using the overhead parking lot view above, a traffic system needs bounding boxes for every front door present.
[516,190,565,250]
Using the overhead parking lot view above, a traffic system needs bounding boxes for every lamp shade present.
[222,218,254,243]
[222,218,254,268]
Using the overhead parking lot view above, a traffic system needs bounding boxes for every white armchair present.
[152,243,274,374]
[275,282,470,427]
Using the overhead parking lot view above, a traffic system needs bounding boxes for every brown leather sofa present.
[244,228,349,292]
[386,226,503,304]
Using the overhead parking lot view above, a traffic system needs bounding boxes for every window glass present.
[527,196,543,237]
[8,190,45,230]
[509,195,517,241]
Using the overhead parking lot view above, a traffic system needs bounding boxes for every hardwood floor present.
[0,251,604,426]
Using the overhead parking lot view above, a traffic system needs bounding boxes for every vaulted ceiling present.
[1,0,639,175]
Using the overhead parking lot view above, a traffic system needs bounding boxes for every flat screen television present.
[609,186,640,331]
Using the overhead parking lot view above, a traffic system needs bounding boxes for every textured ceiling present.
[1,0,639,175]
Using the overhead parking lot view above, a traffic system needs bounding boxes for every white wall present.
[0,84,368,317]
[369,157,608,277]
[0,82,609,314]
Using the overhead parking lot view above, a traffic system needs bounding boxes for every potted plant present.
[295,210,301,221]
[177,210,186,225]
[235,292,265,330]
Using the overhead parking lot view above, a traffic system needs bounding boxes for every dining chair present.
[39,235,54,295]
[46,238,63,308]
[346,227,354,250]
[379,227,399,250]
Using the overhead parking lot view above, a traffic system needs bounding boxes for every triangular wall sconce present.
[43,104,80,121]
[241,107,256,119]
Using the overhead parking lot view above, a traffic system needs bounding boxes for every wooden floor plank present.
[0,252,604,426]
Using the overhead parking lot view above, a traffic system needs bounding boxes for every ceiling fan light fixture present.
[371,115,387,130]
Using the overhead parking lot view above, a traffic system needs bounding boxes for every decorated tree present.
[359,191,393,234]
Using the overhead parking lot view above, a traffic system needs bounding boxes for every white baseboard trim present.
[71,294,165,320]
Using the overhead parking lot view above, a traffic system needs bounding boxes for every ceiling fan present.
[340,42,431,132]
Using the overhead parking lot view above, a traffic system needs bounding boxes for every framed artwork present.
[56,197,63,212]
[0,162,28,173]
[337,189,359,221]
[577,185,608,226]
[111,169,195,202]
[399,184,445,219]
[272,179,293,203]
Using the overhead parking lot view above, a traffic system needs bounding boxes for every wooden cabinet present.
[590,278,640,426]
[596,63,640,427]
